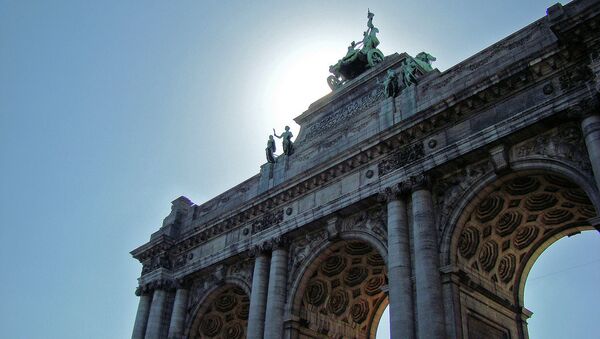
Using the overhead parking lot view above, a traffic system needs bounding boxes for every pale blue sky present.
[1,1,598,338]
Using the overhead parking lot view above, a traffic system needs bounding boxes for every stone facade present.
[130,1,600,338]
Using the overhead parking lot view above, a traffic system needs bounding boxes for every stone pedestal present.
[264,247,288,339]
[385,192,415,339]
[167,288,188,339]
[247,253,270,339]
[411,177,446,339]
[131,292,152,339]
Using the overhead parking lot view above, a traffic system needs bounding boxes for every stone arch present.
[440,158,600,267]
[447,169,597,307]
[288,235,389,339]
[187,279,251,339]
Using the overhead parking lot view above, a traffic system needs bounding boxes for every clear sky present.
[1,1,598,338]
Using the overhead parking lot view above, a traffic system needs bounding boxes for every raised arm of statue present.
[367,10,374,29]
[273,128,282,139]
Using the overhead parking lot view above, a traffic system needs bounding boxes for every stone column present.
[582,114,600,191]
[381,184,415,339]
[144,281,170,339]
[167,281,189,339]
[247,246,271,339]
[410,174,446,339]
[132,286,152,339]
[264,238,289,339]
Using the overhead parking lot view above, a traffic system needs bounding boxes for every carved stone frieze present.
[302,88,385,141]
[338,205,388,242]
[434,159,495,234]
[288,229,329,285]
[141,253,172,275]
[250,209,284,234]
[559,65,593,90]
[378,142,425,176]
[512,122,592,173]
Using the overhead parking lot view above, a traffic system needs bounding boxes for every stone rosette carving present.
[189,285,250,339]
[298,241,387,337]
[455,174,596,291]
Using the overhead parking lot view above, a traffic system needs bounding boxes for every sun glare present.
[262,41,342,128]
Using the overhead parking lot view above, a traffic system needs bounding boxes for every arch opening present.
[524,230,600,339]
[292,239,389,339]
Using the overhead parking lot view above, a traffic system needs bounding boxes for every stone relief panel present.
[511,122,592,174]
[188,285,250,339]
[455,174,596,293]
[378,142,425,176]
[300,88,385,143]
[298,241,387,338]
[288,229,329,287]
[434,159,495,235]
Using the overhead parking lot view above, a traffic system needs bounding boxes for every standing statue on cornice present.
[265,135,276,163]
[273,126,294,156]
[384,69,400,98]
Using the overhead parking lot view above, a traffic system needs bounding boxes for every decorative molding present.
[251,209,284,234]
[378,143,424,176]
[410,173,432,191]
[559,65,593,91]
[302,88,385,141]
[376,182,410,203]
[434,159,495,234]
[512,122,592,174]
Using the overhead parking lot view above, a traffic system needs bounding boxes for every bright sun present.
[262,40,342,129]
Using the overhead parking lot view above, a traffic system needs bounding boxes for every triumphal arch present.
[131,1,600,338]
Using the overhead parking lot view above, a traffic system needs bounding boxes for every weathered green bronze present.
[400,52,437,88]
[266,135,276,163]
[273,126,294,156]
[384,69,400,98]
[328,10,385,90]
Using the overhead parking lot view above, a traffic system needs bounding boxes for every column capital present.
[248,241,273,257]
[410,173,432,191]
[146,278,174,291]
[135,284,153,297]
[566,95,600,120]
[270,235,290,250]
[377,182,411,203]
[173,277,192,290]
[581,114,600,137]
